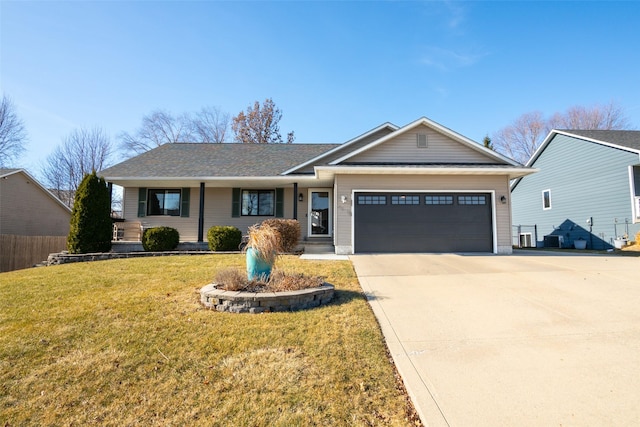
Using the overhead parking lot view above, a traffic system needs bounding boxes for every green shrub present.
[67,171,112,254]
[142,227,179,251]
[207,226,242,251]
[261,218,301,252]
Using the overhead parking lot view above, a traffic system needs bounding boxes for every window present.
[425,195,453,205]
[357,195,387,205]
[148,189,181,216]
[458,195,486,205]
[542,189,551,210]
[242,190,275,216]
[392,195,420,205]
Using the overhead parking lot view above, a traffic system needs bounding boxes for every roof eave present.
[315,165,538,181]
[281,122,399,175]
[102,174,330,188]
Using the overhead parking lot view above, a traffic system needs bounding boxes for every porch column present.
[198,182,205,242]
[293,182,298,220]
[107,182,113,215]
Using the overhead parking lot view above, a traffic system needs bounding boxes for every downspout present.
[198,182,205,242]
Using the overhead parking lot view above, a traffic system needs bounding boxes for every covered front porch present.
[107,177,336,253]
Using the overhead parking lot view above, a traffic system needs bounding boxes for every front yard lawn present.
[0,255,419,426]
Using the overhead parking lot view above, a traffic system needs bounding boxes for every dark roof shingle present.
[100,143,339,178]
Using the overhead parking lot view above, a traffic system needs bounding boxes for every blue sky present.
[2,1,639,175]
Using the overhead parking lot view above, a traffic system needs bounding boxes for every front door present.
[308,189,332,237]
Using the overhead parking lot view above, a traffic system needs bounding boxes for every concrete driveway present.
[350,252,640,427]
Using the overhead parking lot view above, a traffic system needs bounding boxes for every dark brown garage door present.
[354,192,493,253]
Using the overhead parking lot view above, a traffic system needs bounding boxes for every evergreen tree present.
[483,134,494,150]
[67,171,112,253]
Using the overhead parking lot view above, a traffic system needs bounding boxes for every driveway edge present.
[356,274,450,427]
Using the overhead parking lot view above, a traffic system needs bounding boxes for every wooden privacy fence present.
[1,235,68,273]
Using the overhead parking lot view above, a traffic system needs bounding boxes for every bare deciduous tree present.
[493,111,546,164]
[232,98,295,144]
[119,107,231,155]
[493,101,633,164]
[0,95,28,167]
[118,110,194,155]
[193,106,230,143]
[548,100,631,130]
[41,126,113,208]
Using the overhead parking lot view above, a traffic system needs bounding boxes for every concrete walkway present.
[350,252,640,427]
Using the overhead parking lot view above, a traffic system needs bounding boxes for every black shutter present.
[181,188,190,217]
[275,188,284,218]
[137,188,147,217]
[232,188,241,217]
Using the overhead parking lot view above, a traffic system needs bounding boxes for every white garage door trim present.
[350,189,498,254]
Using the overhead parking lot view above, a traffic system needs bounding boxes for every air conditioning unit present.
[543,235,564,248]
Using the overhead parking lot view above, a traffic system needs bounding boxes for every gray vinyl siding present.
[511,134,640,248]
[348,125,493,164]
[334,174,513,254]
[123,186,308,242]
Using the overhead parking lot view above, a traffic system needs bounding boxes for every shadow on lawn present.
[330,289,369,306]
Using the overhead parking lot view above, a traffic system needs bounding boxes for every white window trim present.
[308,188,333,238]
[629,166,640,224]
[542,189,552,210]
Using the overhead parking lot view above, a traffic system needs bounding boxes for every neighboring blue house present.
[511,130,640,250]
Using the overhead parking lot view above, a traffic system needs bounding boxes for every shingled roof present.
[559,130,640,151]
[100,143,339,178]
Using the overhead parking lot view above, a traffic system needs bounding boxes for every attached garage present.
[353,192,493,253]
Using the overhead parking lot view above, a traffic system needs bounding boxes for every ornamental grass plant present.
[245,223,281,264]
[0,255,421,426]
[215,268,325,292]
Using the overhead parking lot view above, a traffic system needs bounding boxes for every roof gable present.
[0,169,72,213]
[525,129,640,168]
[282,122,399,174]
[330,117,519,166]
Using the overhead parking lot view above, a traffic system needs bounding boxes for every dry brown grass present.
[0,255,421,426]
[260,218,301,252]
[215,268,325,292]
[246,223,281,264]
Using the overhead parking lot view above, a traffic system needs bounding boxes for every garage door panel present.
[354,192,492,253]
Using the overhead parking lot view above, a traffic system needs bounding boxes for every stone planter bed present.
[200,283,335,314]
[47,250,216,266]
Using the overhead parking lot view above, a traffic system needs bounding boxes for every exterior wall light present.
[500,195,507,204]
[298,193,304,202]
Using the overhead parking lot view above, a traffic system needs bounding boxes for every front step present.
[300,238,335,254]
